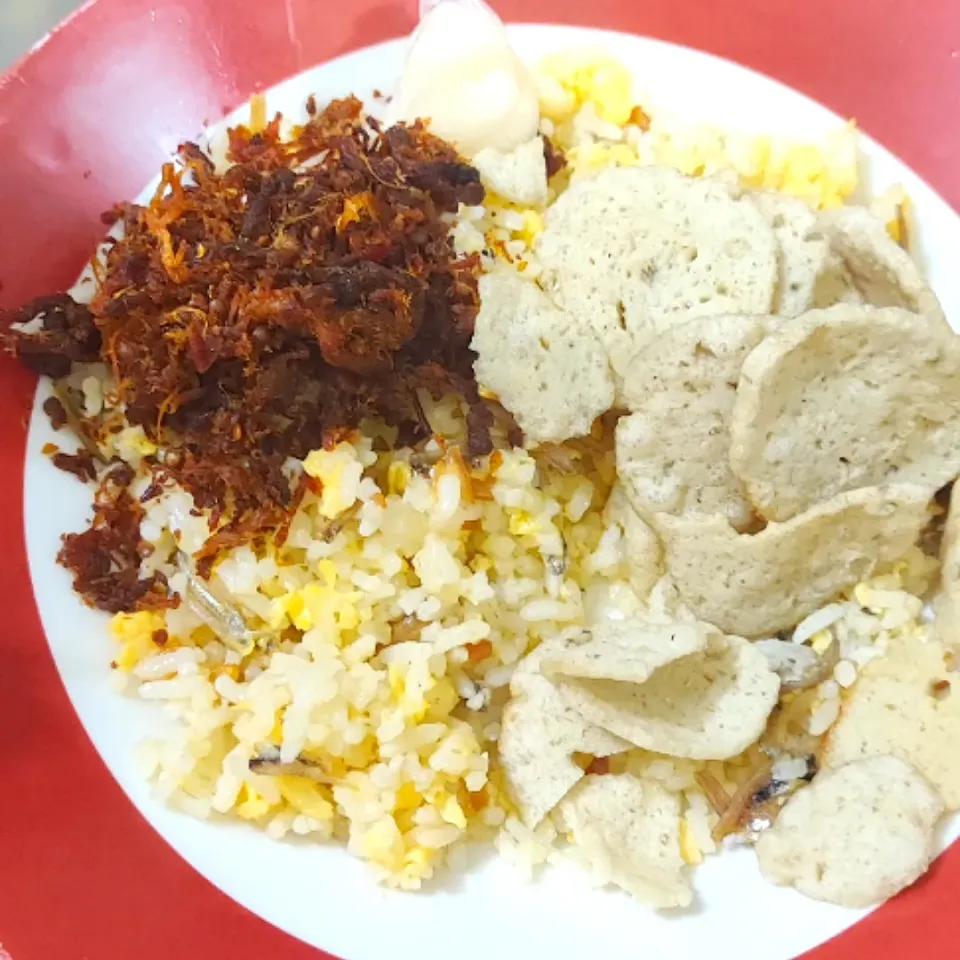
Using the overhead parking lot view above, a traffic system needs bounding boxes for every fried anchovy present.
[176,550,265,654]
[249,744,334,784]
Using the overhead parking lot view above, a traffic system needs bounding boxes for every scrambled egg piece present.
[566,141,638,176]
[532,49,860,211]
[236,784,275,820]
[388,664,427,720]
[270,572,361,636]
[508,509,540,537]
[387,460,411,496]
[276,776,335,821]
[519,209,544,244]
[358,816,406,867]
[741,124,859,209]
[303,441,367,519]
[110,610,167,670]
[679,819,703,865]
[440,795,468,829]
[537,50,635,124]
[810,630,834,656]
[104,424,158,466]
[389,661,459,723]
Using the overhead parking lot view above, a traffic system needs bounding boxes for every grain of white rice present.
[519,598,580,622]
[81,375,104,416]
[685,790,719,856]
[133,648,204,681]
[466,689,491,711]
[817,680,840,701]
[808,698,842,736]
[572,101,625,142]
[585,524,622,575]
[792,603,849,644]
[138,676,208,700]
[434,474,462,522]
[564,477,595,522]
[833,659,858,688]
[417,595,444,621]
[413,535,462,591]
[482,664,515,689]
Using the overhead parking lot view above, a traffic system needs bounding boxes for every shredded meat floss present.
[2,97,490,613]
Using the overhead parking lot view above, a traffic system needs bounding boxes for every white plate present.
[24,23,960,960]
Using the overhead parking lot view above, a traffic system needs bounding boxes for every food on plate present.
[810,250,865,310]
[655,485,932,637]
[471,136,550,206]
[499,633,629,828]
[540,619,712,684]
[391,0,540,156]
[615,312,766,531]
[821,638,960,808]
[751,191,830,318]
[4,0,958,913]
[536,48,636,126]
[559,773,692,908]
[818,204,946,325]
[471,271,615,443]
[7,95,489,608]
[730,305,960,522]
[602,483,663,600]
[535,166,778,380]
[756,755,943,908]
[548,626,781,759]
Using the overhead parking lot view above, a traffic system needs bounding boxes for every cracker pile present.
[474,162,959,911]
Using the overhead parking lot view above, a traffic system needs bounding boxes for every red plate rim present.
[2,1,959,958]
